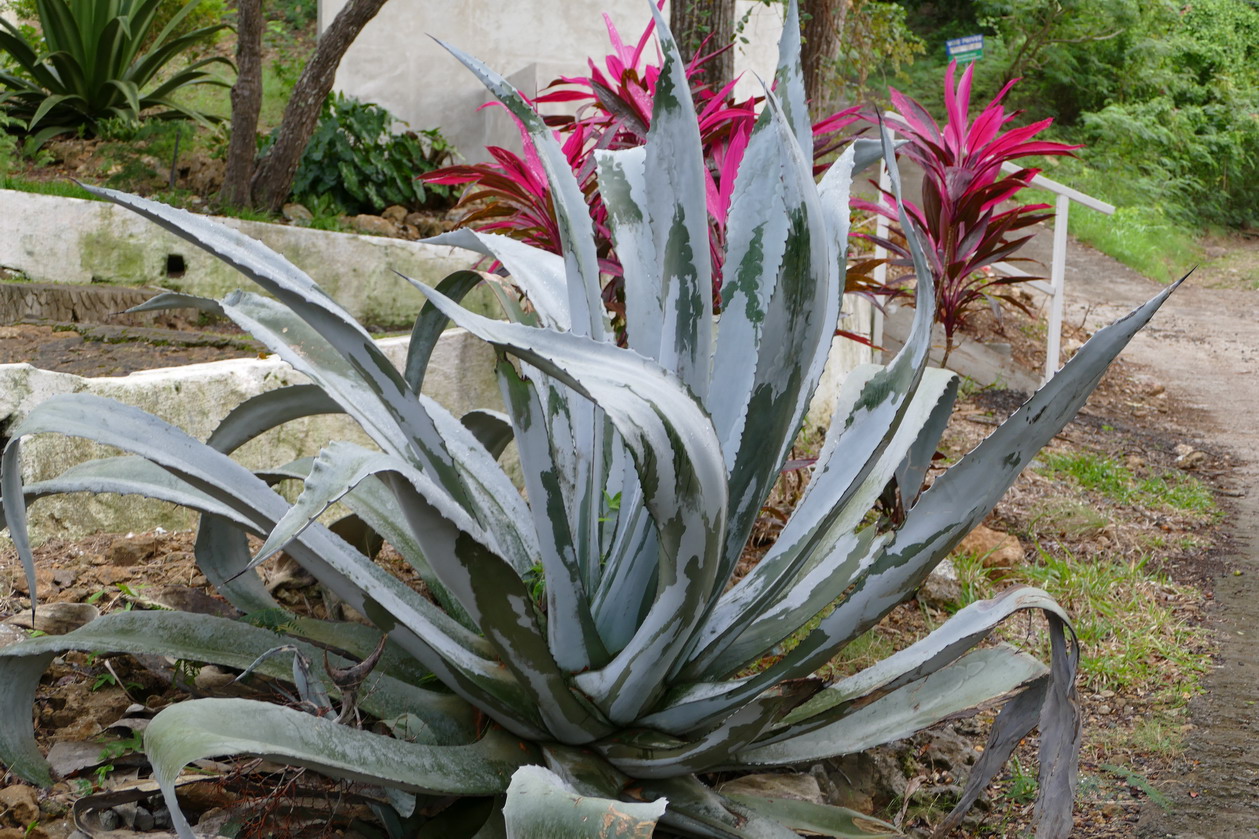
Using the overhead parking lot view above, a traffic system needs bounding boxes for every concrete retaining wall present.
[0,189,492,326]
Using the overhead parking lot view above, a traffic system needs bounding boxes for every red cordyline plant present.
[855,60,1080,363]
[421,9,860,326]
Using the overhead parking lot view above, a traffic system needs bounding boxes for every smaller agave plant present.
[0,4,1179,838]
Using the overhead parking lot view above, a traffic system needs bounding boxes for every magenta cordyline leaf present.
[861,60,1081,343]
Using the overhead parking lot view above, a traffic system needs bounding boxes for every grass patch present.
[0,177,97,200]
[1037,450,1217,517]
[952,547,1209,698]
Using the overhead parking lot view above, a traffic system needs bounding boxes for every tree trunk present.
[220,0,263,208]
[668,0,735,91]
[800,0,849,118]
[249,0,389,213]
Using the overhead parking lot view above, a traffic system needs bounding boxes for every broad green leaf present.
[145,698,539,839]
[501,765,666,839]
[403,269,490,393]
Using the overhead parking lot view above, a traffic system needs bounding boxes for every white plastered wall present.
[319,0,784,161]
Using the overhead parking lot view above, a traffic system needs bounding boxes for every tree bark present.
[249,0,389,213]
[220,0,263,208]
[668,0,735,91]
[800,0,849,118]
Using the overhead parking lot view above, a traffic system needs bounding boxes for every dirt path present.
[1020,224,1259,836]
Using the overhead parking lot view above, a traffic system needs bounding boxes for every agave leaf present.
[0,611,476,786]
[501,765,666,839]
[779,586,1065,728]
[770,0,810,153]
[2,394,550,736]
[145,698,539,839]
[411,286,726,724]
[684,366,957,683]
[256,441,612,743]
[202,383,343,455]
[722,793,900,839]
[706,90,837,592]
[434,43,605,340]
[402,269,488,393]
[421,230,571,331]
[731,645,1045,766]
[638,775,800,839]
[459,409,515,460]
[497,360,609,672]
[597,3,713,399]
[83,187,474,499]
[145,287,539,576]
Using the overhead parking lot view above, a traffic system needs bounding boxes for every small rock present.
[719,772,824,805]
[919,559,961,608]
[51,569,76,588]
[195,665,239,692]
[282,202,313,224]
[0,785,39,825]
[1179,450,1210,470]
[381,204,408,223]
[1125,455,1146,471]
[45,741,108,779]
[4,602,99,635]
[0,624,28,649]
[107,533,157,567]
[1098,704,1112,715]
[1173,443,1195,459]
[350,214,397,237]
[1146,382,1166,397]
[956,525,1024,570]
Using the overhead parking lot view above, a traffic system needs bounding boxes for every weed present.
[1005,755,1038,804]
[1099,763,1172,810]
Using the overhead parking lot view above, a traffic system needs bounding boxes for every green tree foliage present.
[895,0,1259,228]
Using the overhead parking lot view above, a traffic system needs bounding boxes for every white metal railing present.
[869,152,1115,384]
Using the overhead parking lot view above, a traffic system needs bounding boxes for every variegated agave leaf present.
[0,2,1180,838]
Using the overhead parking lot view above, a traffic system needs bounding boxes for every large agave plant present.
[0,5,1178,837]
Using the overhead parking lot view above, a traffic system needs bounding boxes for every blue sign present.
[946,34,984,63]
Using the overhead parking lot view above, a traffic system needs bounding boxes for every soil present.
[1,225,1259,837]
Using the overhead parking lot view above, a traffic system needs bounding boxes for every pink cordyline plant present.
[422,8,860,329]
[855,60,1080,363]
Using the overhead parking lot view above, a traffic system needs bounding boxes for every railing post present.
[1045,193,1070,383]
[872,161,891,363]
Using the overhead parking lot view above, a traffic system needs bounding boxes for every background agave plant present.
[0,0,230,146]
[0,4,1179,837]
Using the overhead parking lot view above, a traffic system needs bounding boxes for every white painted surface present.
[320,0,784,161]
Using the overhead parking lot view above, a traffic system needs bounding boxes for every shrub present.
[855,60,1079,362]
[0,4,1181,837]
[283,93,457,216]
[0,0,231,146]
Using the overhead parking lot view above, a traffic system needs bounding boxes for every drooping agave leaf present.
[412,285,726,724]
[779,586,1066,728]
[637,775,800,839]
[140,287,540,576]
[144,698,539,839]
[0,611,477,786]
[501,765,667,839]
[730,645,1045,766]
[84,186,475,500]
[202,383,343,455]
